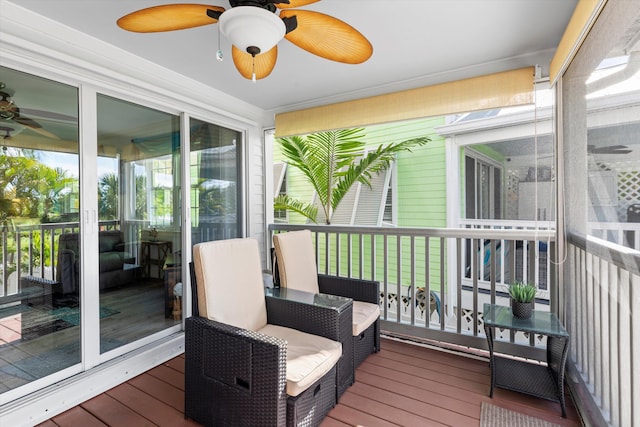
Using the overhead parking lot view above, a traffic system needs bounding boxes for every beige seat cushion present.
[193,238,267,332]
[259,324,342,397]
[273,230,320,293]
[352,301,381,336]
[275,230,381,338]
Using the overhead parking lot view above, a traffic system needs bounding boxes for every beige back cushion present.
[193,238,267,331]
[273,230,320,293]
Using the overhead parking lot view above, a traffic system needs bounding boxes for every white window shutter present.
[309,163,392,226]
[354,165,392,226]
[273,163,286,198]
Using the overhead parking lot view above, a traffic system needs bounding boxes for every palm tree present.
[274,128,429,224]
[99,172,119,220]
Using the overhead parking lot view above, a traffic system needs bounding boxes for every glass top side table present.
[483,303,570,417]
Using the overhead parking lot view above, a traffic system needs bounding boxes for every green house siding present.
[383,117,447,292]
[274,117,449,294]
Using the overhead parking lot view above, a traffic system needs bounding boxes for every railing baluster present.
[456,239,468,334]
[358,233,363,279]
[601,259,611,419]
[396,235,402,323]
[409,235,415,325]
[478,237,485,283]
[438,236,442,331]
[439,237,446,332]
[471,238,478,337]
[592,257,601,402]
[577,248,585,372]
[509,239,516,284]
[39,226,45,277]
[324,231,329,275]
[314,231,319,271]
[586,253,594,380]
[335,232,340,277]
[16,231,22,290]
[370,233,375,282]
[383,234,388,320]
[347,232,352,278]
[1,229,7,296]
[610,264,620,427]
[424,236,430,328]
[619,268,631,427]
[630,273,639,427]
[490,240,496,306]
[50,226,56,279]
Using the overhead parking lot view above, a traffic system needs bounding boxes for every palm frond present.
[333,137,430,209]
[274,194,318,223]
[277,130,429,224]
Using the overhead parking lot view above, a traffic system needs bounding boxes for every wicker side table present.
[265,287,354,401]
[483,303,570,417]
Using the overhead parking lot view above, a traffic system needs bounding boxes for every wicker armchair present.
[272,230,381,378]
[185,238,342,427]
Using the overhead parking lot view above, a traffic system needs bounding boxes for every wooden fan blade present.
[15,117,60,139]
[117,4,225,33]
[280,10,372,64]
[20,108,77,123]
[232,45,278,80]
[276,0,320,9]
[14,115,42,129]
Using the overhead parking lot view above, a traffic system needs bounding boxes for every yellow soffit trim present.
[549,0,607,86]
[275,67,534,138]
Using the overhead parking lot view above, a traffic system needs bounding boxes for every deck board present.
[37,337,583,427]
[49,406,107,427]
[80,393,151,426]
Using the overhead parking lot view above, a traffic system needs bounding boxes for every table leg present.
[547,335,569,417]
[485,324,495,398]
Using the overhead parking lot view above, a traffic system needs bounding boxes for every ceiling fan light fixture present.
[219,6,285,56]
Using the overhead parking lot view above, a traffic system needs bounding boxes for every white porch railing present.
[269,223,556,358]
[566,233,639,427]
[1,220,122,299]
[459,219,555,294]
[588,221,640,252]
[0,219,238,299]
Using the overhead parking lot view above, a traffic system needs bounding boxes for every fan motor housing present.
[229,0,280,13]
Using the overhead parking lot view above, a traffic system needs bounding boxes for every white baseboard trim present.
[0,333,185,427]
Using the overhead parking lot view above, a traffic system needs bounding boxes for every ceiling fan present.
[117,0,373,81]
[0,82,60,140]
[588,145,632,155]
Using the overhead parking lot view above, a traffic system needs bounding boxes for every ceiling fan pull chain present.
[252,57,257,83]
[216,25,223,61]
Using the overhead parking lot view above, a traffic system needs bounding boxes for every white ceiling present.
[8,0,579,114]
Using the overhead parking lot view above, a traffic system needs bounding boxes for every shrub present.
[508,281,537,303]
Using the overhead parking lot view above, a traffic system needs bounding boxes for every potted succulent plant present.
[508,281,537,319]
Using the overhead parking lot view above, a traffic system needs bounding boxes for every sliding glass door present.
[190,117,242,245]
[0,64,246,402]
[0,66,80,391]
[96,95,182,352]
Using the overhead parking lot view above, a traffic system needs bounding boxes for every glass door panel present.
[0,66,80,391]
[96,95,181,353]
[190,118,242,245]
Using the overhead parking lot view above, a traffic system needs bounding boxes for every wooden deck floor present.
[36,337,582,427]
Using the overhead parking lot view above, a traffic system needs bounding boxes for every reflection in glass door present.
[0,66,80,391]
[96,95,181,353]
[190,118,242,245]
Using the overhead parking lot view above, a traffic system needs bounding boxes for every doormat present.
[0,337,125,382]
[480,402,563,427]
[1,304,119,342]
[51,306,119,326]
